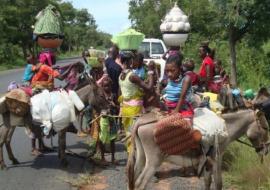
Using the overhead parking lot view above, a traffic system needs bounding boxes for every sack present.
[193,108,228,147]
[6,89,30,116]
[68,90,85,111]
[31,90,77,132]
[51,103,71,132]
[34,4,63,35]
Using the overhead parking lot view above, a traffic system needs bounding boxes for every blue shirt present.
[164,76,192,103]
[23,64,34,82]
[133,66,146,80]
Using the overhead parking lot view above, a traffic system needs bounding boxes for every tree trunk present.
[229,31,237,87]
[21,44,27,59]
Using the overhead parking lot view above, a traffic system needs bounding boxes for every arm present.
[129,72,154,92]
[174,75,191,113]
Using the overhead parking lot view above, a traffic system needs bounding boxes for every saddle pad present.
[154,113,201,155]
[5,89,30,116]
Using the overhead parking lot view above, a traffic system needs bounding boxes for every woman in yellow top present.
[119,51,155,153]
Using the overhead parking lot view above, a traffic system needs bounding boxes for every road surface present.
[0,58,205,190]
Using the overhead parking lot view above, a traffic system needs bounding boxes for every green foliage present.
[223,141,270,190]
[0,0,112,68]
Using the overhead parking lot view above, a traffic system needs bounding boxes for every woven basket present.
[154,113,201,155]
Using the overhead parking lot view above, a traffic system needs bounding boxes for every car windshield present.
[139,42,151,58]
[152,42,164,54]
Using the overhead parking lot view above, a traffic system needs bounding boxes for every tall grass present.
[223,141,270,190]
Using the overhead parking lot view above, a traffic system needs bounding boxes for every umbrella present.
[111,28,145,50]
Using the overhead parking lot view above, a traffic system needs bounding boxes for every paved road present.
[0,58,206,190]
[0,57,90,190]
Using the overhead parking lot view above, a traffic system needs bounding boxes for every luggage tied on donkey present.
[30,89,84,135]
[153,107,228,155]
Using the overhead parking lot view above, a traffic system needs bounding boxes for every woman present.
[119,51,155,153]
[31,53,60,91]
[163,54,193,120]
[198,43,215,92]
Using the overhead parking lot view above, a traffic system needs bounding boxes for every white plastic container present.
[68,90,85,111]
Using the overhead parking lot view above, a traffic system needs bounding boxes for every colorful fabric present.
[199,56,215,79]
[23,64,34,82]
[39,51,55,66]
[31,64,59,90]
[99,117,118,144]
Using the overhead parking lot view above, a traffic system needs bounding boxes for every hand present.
[148,61,156,71]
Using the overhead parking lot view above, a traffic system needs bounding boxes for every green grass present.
[0,58,25,71]
[223,141,270,190]
[57,50,81,60]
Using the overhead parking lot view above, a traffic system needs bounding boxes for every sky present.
[67,0,131,35]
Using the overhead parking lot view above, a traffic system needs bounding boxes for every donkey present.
[0,79,108,169]
[127,109,269,190]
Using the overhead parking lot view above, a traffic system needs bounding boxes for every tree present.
[212,0,270,86]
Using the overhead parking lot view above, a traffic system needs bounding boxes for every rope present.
[88,114,141,125]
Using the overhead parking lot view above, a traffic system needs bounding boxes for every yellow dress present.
[119,71,143,153]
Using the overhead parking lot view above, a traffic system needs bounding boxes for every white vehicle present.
[138,38,167,81]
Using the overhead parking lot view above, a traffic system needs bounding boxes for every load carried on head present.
[87,48,106,68]
[111,28,145,51]
[33,4,64,49]
[160,3,190,46]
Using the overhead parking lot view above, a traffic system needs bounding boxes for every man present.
[105,45,122,97]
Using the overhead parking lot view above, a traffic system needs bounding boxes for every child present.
[133,53,147,80]
[163,54,193,122]
[98,76,119,165]
[183,59,199,87]
[22,54,35,86]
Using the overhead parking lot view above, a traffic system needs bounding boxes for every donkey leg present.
[0,126,9,169]
[5,125,19,165]
[134,136,146,180]
[204,167,212,190]
[58,129,68,167]
[135,125,162,190]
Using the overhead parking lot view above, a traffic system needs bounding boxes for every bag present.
[68,90,85,111]
[193,108,228,147]
[34,4,63,35]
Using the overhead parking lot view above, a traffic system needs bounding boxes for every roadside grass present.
[223,141,270,190]
[0,58,25,71]
[57,50,81,60]
[59,173,99,188]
